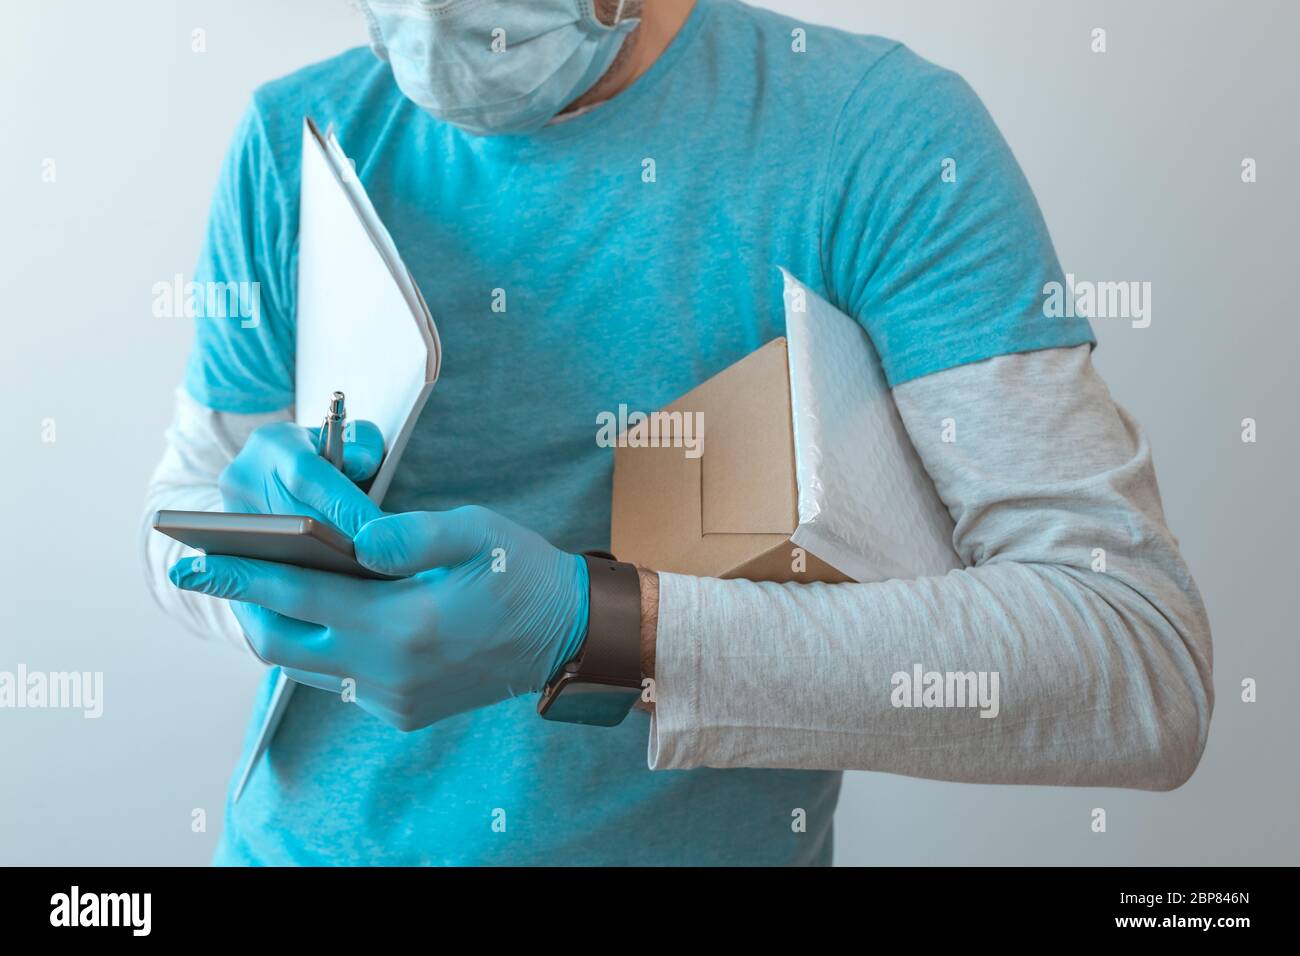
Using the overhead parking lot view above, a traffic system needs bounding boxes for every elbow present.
[1066,560,1215,791]
[1145,682,1211,792]
[1132,618,1214,792]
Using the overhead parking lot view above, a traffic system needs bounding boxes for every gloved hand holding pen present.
[215,418,386,535]
[169,504,590,732]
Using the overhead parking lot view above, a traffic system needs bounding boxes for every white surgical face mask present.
[362,0,640,136]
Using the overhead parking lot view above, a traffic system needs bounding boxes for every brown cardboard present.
[611,338,851,584]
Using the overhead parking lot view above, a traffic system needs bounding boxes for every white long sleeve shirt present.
[140,344,1212,789]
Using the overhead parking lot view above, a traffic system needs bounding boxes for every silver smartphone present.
[152,510,398,580]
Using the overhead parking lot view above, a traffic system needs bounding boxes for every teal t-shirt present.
[188,0,1093,865]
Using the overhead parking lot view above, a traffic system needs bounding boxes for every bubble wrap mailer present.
[781,268,963,583]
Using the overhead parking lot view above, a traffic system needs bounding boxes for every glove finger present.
[277,451,384,538]
[170,555,362,630]
[280,666,346,695]
[229,421,382,534]
[228,600,338,674]
[353,506,491,576]
[281,671,413,728]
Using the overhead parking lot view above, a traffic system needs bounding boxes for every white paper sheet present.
[295,119,440,503]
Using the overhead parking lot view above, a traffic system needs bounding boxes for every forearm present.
[643,346,1213,789]
[650,563,1208,789]
[140,387,290,657]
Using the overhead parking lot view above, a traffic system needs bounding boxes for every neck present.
[562,0,697,114]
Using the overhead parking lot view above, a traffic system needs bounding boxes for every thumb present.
[306,419,385,483]
[354,506,493,576]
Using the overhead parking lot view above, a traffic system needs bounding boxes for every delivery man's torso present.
[192,0,1078,865]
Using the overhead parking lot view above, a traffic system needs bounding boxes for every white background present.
[1,0,1296,865]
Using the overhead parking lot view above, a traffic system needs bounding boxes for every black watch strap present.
[537,551,643,726]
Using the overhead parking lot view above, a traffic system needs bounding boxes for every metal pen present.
[317,390,347,471]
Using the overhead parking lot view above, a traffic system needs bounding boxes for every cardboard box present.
[611,337,846,582]
[611,270,962,585]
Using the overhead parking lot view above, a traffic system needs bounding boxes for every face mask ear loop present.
[614,0,628,25]
[360,2,390,60]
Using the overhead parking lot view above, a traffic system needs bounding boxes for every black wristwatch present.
[538,551,644,726]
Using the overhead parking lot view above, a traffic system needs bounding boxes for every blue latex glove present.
[169,505,590,731]
[217,420,385,534]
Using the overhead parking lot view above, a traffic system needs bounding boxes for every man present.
[142,0,1212,865]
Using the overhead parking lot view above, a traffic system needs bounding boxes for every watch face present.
[539,683,641,727]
